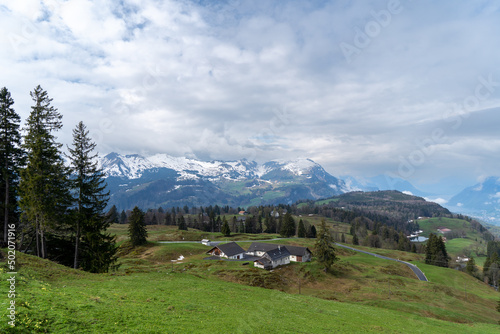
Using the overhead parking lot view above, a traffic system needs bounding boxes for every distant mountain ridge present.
[447,176,500,224]
[98,153,500,225]
[99,152,352,210]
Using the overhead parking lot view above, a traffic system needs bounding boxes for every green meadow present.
[2,224,500,333]
[1,249,499,333]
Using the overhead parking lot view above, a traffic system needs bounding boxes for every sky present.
[1,0,500,194]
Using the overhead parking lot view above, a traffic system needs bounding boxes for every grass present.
[3,221,500,333]
[1,251,499,333]
[417,218,488,264]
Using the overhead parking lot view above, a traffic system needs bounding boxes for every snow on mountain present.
[447,176,500,224]
[100,153,332,182]
[100,152,259,181]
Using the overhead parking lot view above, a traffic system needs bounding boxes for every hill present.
[0,244,497,333]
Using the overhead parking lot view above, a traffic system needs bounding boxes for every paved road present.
[334,243,428,282]
[157,238,288,245]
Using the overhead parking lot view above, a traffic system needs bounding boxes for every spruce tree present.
[177,215,187,230]
[106,205,119,225]
[67,121,117,272]
[352,233,359,245]
[297,219,306,238]
[425,233,449,267]
[0,87,24,243]
[119,210,127,224]
[128,206,147,246]
[314,220,337,272]
[280,212,296,237]
[309,224,317,238]
[19,85,72,259]
[221,216,230,237]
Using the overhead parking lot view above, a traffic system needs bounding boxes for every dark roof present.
[264,246,290,261]
[247,242,311,257]
[247,242,280,253]
[254,257,272,265]
[285,245,312,257]
[214,242,245,257]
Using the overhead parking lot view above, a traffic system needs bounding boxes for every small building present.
[285,245,312,263]
[437,227,452,233]
[206,242,246,260]
[201,239,211,246]
[239,211,247,215]
[253,246,290,270]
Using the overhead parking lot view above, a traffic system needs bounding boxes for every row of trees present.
[0,85,117,272]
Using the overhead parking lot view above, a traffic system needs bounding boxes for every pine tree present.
[19,85,72,259]
[314,220,337,272]
[177,215,187,231]
[425,233,449,267]
[309,224,317,238]
[119,210,127,224]
[297,219,306,238]
[106,205,119,225]
[465,256,476,276]
[67,121,117,272]
[128,206,147,246]
[352,233,359,245]
[0,87,24,243]
[280,212,296,237]
[221,217,230,237]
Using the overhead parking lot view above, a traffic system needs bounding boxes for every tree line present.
[0,85,117,273]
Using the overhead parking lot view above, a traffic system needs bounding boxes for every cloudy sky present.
[1,0,499,192]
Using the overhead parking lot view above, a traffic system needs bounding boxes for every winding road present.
[334,243,428,282]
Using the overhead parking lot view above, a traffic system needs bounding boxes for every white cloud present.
[424,197,449,206]
[0,0,499,185]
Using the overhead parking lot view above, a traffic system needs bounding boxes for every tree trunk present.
[74,220,80,269]
[35,216,40,257]
[40,226,46,259]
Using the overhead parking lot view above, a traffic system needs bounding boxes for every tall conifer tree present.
[0,87,24,243]
[128,206,147,246]
[68,121,117,272]
[19,85,71,258]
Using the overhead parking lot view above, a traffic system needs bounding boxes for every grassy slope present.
[1,251,499,334]
[417,217,488,266]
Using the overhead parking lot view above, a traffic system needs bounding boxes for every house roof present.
[247,242,281,253]
[209,242,245,257]
[285,245,312,257]
[247,242,311,257]
[265,247,290,261]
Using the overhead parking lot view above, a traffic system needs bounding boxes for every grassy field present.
[416,217,488,266]
[1,249,500,333]
[3,222,500,333]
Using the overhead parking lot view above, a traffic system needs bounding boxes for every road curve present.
[334,243,428,282]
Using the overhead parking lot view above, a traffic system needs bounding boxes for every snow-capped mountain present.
[100,152,349,210]
[100,152,260,181]
[448,176,500,224]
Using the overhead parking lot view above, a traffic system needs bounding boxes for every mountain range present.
[99,152,500,225]
[99,152,350,211]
